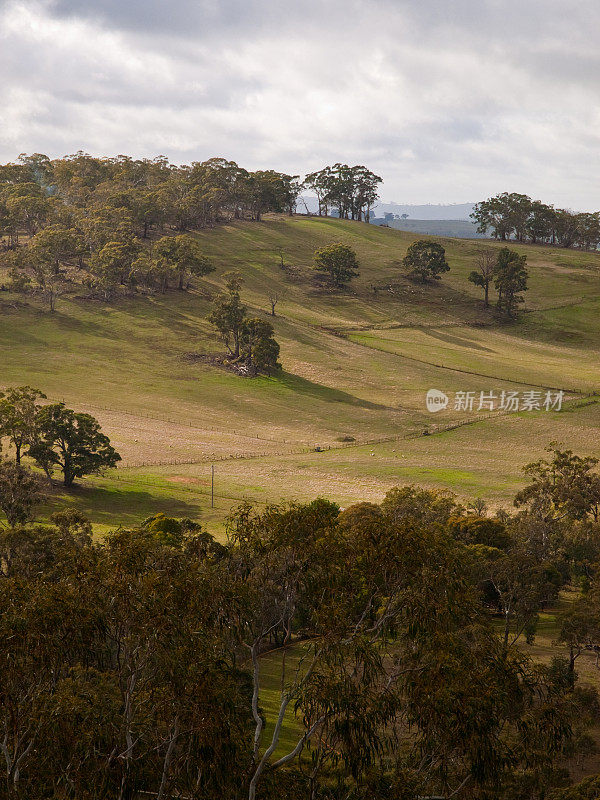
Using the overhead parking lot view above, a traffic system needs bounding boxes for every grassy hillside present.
[1,214,599,533]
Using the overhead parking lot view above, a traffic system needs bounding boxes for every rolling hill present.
[1,214,599,534]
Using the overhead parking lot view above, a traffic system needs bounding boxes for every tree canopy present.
[304,163,382,221]
[28,402,121,486]
[402,239,450,283]
[471,192,600,250]
[468,246,497,307]
[0,386,46,464]
[0,152,305,306]
[0,460,46,527]
[2,460,600,798]
[313,241,360,288]
[0,154,382,310]
[208,274,282,375]
[494,247,529,316]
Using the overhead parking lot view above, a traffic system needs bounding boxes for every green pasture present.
[0,215,598,532]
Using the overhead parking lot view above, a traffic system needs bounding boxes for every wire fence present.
[342,338,588,395]
[34,389,596,472]
[50,399,305,446]
[406,392,596,440]
[114,393,596,470]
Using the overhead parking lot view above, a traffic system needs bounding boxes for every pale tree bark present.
[157,716,180,800]
[1,688,43,798]
[247,623,325,800]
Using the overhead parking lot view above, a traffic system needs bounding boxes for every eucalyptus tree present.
[468,246,497,307]
[493,247,528,316]
[0,461,45,528]
[153,234,214,290]
[208,271,247,358]
[304,164,381,221]
[0,386,46,464]
[313,242,360,288]
[29,403,121,486]
[403,239,450,283]
[515,447,600,523]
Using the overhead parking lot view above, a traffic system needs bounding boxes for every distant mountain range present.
[381,218,485,239]
[372,201,476,220]
[297,197,482,238]
[297,196,476,220]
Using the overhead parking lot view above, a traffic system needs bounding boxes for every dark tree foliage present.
[549,775,600,800]
[1,489,591,800]
[28,402,121,486]
[494,246,529,316]
[471,192,600,250]
[0,152,303,305]
[449,515,515,550]
[0,519,254,799]
[515,447,600,522]
[0,460,46,527]
[0,386,46,464]
[402,239,450,283]
[1,437,599,799]
[313,241,360,288]
[207,271,247,358]
[468,246,497,307]
[304,164,382,221]
[208,275,282,374]
[153,233,214,290]
[240,318,281,375]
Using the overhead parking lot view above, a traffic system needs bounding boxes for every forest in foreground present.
[4,449,600,800]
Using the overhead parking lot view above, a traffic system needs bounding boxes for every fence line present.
[23,387,589,473]
[342,335,588,395]
[112,393,595,470]
[115,392,595,468]
[406,392,596,440]
[50,399,306,446]
[117,435,409,469]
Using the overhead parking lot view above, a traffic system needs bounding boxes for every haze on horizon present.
[0,0,598,209]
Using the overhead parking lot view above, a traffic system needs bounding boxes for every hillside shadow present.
[65,294,209,345]
[131,297,210,338]
[48,309,126,340]
[278,372,393,411]
[0,305,119,345]
[420,327,494,352]
[44,483,202,526]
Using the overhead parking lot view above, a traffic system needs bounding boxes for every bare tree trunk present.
[503,607,511,650]
[157,717,179,800]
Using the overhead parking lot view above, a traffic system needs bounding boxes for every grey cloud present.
[0,0,599,207]
[45,0,329,37]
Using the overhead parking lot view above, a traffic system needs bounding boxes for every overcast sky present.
[1,0,598,207]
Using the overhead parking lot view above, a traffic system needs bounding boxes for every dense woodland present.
[3,434,600,798]
[1,392,600,799]
[0,154,382,306]
[471,193,600,249]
